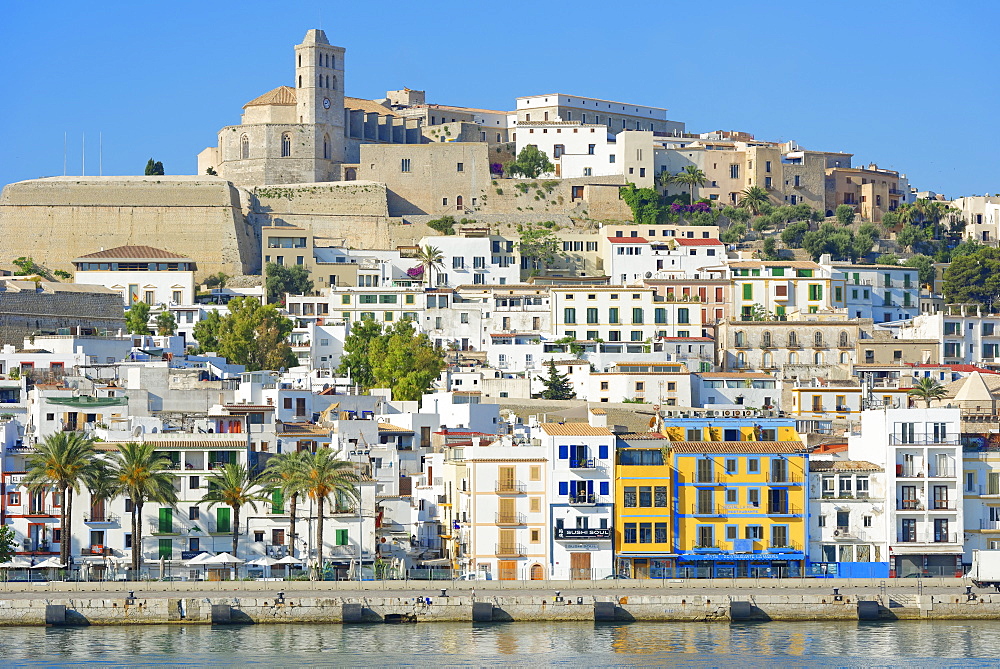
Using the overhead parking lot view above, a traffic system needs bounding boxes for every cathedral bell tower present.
[294,29,345,172]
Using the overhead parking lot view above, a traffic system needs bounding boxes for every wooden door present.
[498,498,515,524]
[498,528,515,555]
[530,563,544,580]
[570,552,591,580]
[498,560,517,580]
[498,466,515,492]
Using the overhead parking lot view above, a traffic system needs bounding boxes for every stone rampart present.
[0,282,125,347]
[0,177,257,279]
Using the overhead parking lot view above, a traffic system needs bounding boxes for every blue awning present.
[678,553,804,561]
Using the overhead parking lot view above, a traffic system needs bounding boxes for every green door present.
[158,538,173,559]
[335,529,348,546]
[158,508,173,533]
[217,507,231,534]
[271,489,284,514]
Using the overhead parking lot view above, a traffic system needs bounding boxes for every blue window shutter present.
[559,445,568,459]
[600,481,609,496]
[599,445,608,460]
[587,480,594,493]
[558,481,568,496]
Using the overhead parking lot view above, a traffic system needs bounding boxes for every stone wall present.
[0,281,125,347]
[0,176,257,279]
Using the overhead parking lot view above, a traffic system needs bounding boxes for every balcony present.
[495,543,525,557]
[568,493,605,506]
[554,527,612,541]
[495,481,527,494]
[149,523,180,536]
[896,467,924,479]
[495,512,526,526]
[928,467,956,478]
[693,473,724,485]
[980,519,1000,531]
[82,545,112,556]
[568,458,596,470]
[897,532,958,544]
[766,505,802,516]
[891,435,959,445]
[691,504,724,516]
[897,499,924,511]
[929,501,956,511]
[83,512,121,525]
[769,473,803,485]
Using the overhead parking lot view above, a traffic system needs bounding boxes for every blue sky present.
[1,0,997,197]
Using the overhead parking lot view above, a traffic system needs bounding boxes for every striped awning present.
[678,552,804,561]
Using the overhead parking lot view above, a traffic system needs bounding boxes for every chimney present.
[588,408,608,428]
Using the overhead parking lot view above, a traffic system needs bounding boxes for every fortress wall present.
[0,177,257,279]
[250,181,393,249]
[0,285,125,346]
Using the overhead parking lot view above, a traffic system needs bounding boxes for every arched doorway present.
[530,563,544,580]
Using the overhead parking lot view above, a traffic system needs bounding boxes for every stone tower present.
[294,29,345,167]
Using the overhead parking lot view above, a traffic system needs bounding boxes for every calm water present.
[3,620,1000,667]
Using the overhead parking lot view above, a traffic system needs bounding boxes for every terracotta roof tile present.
[669,441,805,454]
[244,86,297,107]
[675,238,723,246]
[539,422,613,437]
[75,245,190,261]
[377,423,413,433]
[810,460,883,472]
[607,236,648,243]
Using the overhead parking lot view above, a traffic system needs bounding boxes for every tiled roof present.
[222,404,276,412]
[244,86,297,107]
[607,236,648,244]
[589,408,606,415]
[675,238,723,246]
[670,441,806,454]
[619,432,668,440]
[345,97,400,117]
[810,460,883,472]
[695,372,775,379]
[75,245,189,260]
[279,423,329,436]
[96,437,246,450]
[539,422,613,437]
[378,423,413,433]
[727,261,820,269]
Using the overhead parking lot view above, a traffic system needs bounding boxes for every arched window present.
[323,134,330,160]
[330,55,336,69]
[839,330,849,347]
[814,352,824,365]
[281,133,291,158]
[456,195,463,209]
[318,54,322,66]
[240,134,249,159]
[736,352,746,369]
[814,331,823,347]
[331,76,337,90]
[734,331,745,347]
[762,331,771,348]
[840,352,849,364]
[298,54,301,67]
[789,351,799,364]
[763,352,773,368]
[325,75,330,89]
[317,74,322,87]
[298,75,302,88]
[788,331,798,347]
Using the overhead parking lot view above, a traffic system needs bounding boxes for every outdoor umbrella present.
[184,552,215,566]
[248,555,280,578]
[31,557,66,569]
[0,557,31,569]
[203,552,244,579]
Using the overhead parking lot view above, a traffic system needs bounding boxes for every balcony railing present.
[495,543,525,557]
[568,458,596,470]
[693,473,724,485]
[82,545,112,556]
[766,505,802,516]
[980,519,1000,531]
[897,500,923,511]
[897,532,958,544]
[691,504,724,516]
[568,493,605,506]
[83,512,121,524]
[495,481,527,494]
[928,467,957,478]
[149,523,180,536]
[495,512,526,526]
[769,473,802,484]
[930,501,956,511]
[891,435,959,445]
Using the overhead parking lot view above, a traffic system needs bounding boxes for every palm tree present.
[413,244,445,289]
[23,432,100,566]
[85,462,120,571]
[106,442,178,577]
[738,186,770,216]
[655,168,674,194]
[298,449,359,578]
[201,462,269,557]
[908,377,948,408]
[263,450,309,557]
[672,165,707,204]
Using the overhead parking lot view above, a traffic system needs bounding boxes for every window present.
[748,488,760,507]
[400,158,411,172]
[808,284,823,301]
[240,134,249,159]
[281,133,291,157]
[588,144,595,155]
[456,162,464,172]
[632,308,643,324]
[725,458,737,474]
[609,308,620,324]
[564,308,576,324]
[188,507,200,520]
[730,164,740,179]
[654,486,667,507]
[624,523,637,543]
[583,167,592,176]
[742,283,753,300]
[623,487,637,507]
[639,486,652,507]
[587,308,598,324]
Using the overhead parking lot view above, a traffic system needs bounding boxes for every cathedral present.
[198,30,426,187]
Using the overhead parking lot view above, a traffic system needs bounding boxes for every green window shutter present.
[272,489,284,514]
[217,507,231,533]
[564,308,576,324]
[608,308,619,324]
[158,538,173,559]
[586,308,598,324]
[771,267,785,277]
[336,529,348,546]
[742,283,753,300]
[678,308,689,324]
[632,308,643,324]
[654,308,666,324]
[158,507,172,534]
[834,287,843,302]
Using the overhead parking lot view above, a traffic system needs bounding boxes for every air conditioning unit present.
[723,410,733,417]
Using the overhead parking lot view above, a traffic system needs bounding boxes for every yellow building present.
[671,440,808,578]
[615,443,673,578]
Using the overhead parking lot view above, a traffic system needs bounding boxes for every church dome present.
[243,86,297,108]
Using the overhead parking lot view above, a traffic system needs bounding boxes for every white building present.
[73,245,196,306]
[848,408,964,578]
[827,262,920,323]
[807,458,889,576]
[952,195,1000,245]
[422,233,520,288]
[891,306,1000,366]
[539,412,615,579]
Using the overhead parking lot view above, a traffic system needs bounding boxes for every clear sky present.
[2,0,997,198]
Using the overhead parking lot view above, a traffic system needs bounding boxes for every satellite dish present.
[645,272,652,278]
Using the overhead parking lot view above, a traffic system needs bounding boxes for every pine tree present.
[540,360,575,400]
